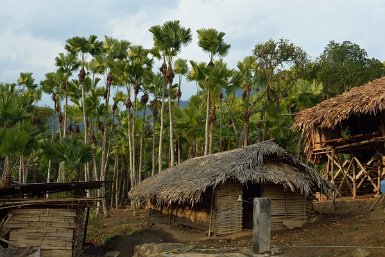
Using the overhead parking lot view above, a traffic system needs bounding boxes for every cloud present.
[2,0,385,103]
[0,32,62,83]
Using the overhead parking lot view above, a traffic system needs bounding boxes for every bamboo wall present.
[262,183,311,231]
[213,181,242,235]
[148,202,210,230]
[4,208,77,257]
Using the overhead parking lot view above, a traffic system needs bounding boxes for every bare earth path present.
[85,196,385,257]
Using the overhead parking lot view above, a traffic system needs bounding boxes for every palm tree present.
[65,35,103,186]
[55,52,80,139]
[196,28,230,155]
[173,58,188,163]
[127,45,152,185]
[149,20,192,168]
[146,73,162,176]
[0,82,41,187]
[173,58,189,108]
[233,56,257,146]
[43,138,94,181]
[205,60,232,154]
[174,94,205,158]
[65,35,103,146]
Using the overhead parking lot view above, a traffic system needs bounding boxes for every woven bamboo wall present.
[213,181,242,235]
[262,184,311,231]
[148,204,210,227]
[4,208,76,257]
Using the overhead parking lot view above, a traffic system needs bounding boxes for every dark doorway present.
[242,182,261,229]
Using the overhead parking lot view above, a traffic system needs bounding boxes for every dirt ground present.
[85,195,385,257]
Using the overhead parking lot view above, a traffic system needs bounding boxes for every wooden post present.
[82,207,90,248]
[331,150,335,184]
[208,189,215,237]
[352,163,357,199]
[377,166,382,195]
[253,197,271,254]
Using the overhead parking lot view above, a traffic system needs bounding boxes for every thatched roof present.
[128,141,335,206]
[292,76,385,133]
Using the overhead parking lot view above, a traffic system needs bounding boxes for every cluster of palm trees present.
[2,20,363,209]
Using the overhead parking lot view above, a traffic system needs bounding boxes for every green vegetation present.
[1,20,384,209]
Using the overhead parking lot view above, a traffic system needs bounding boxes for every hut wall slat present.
[213,181,242,235]
[262,184,311,231]
[148,204,210,224]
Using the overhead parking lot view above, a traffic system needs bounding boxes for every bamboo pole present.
[352,164,357,199]
[208,189,215,237]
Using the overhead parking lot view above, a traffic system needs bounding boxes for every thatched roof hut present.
[129,140,334,204]
[129,141,335,235]
[292,76,385,158]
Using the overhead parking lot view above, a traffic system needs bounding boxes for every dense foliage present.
[1,20,384,209]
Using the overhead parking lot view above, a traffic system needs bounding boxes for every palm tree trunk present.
[126,86,136,213]
[177,75,181,165]
[204,89,210,155]
[243,121,249,147]
[47,160,51,183]
[63,87,68,138]
[81,83,91,184]
[158,82,165,173]
[138,104,147,182]
[151,115,156,176]
[19,156,23,184]
[261,107,266,141]
[132,91,138,186]
[112,156,118,208]
[209,122,214,155]
[219,98,223,151]
[168,80,175,167]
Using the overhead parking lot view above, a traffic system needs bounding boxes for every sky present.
[2,0,385,105]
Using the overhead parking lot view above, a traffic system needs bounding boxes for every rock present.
[308,216,319,223]
[270,245,281,255]
[239,247,254,256]
[352,248,371,257]
[282,220,307,230]
[133,243,186,257]
[159,254,249,257]
[104,251,120,257]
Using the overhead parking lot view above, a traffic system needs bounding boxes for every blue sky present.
[2,0,385,105]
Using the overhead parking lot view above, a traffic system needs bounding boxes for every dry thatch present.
[128,140,335,206]
[292,76,385,134]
